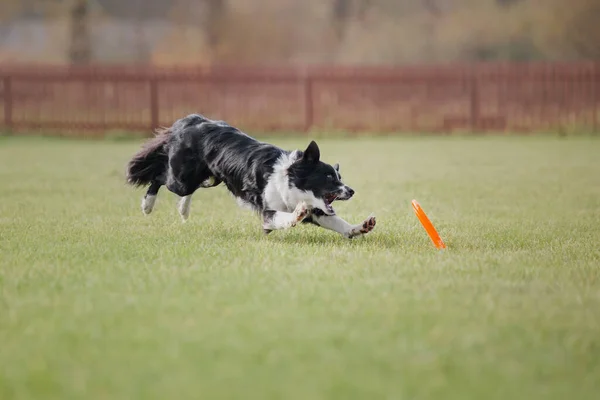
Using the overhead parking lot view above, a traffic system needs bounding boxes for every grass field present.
[1,134,599,400]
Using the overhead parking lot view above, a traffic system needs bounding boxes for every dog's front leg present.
[311,213,376,239]
[262,201,311,234]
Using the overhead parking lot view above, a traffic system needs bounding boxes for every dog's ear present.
[333,163,339,172]
[303,140,320,163]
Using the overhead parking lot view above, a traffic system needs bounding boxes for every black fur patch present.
[128,114,285,205]
[301,208,327,226]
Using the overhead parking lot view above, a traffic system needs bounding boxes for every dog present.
[126,114,376,239]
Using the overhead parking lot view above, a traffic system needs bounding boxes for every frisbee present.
[412,199,446,250]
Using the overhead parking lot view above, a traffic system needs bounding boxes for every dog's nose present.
[346,187,355,197]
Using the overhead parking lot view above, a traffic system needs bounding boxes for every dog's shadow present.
[175,216,409,250]
[256,228,405,250]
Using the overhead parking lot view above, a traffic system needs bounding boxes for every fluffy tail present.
[126,127,171,187]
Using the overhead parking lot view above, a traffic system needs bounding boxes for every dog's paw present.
[178,197,191,222]
[291,201,311,226]
[142,195,156,215]
[178,207,190,222]
[360,215,377,234]
[346,215,376,239]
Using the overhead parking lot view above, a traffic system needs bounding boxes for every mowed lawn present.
[1,134,599,400]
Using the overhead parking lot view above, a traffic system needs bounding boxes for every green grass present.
[1,135,599,400]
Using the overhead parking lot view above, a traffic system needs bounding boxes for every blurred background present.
[2,0,600,65]
[0,0,599,135]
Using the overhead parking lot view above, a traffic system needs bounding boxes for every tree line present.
[1,0,598,64]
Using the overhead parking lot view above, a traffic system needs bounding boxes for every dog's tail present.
[126,127,171,187]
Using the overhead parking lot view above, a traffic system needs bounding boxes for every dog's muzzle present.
[336,185,355,201]
[322,186,354,215]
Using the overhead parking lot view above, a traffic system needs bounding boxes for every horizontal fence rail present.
[0,63,599,135]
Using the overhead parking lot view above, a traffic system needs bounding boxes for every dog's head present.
[287,141,354,215]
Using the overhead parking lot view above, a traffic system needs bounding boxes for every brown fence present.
[1,63,599,135]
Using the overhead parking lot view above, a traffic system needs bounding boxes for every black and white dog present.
[126,114,376,238]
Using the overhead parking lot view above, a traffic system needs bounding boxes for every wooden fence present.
[1,63,599,135]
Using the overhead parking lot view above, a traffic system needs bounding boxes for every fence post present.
[470,67,480,132]
[3,76,13,131]
[304,74,313,133]
[149,78,159,131]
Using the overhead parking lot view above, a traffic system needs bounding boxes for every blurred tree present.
[496,0,523,6]
[548,0,600,59]
[0,0,68,62]
[330,0,376,45]
[356,0,374,21]
[332,0,350,41]
[95,0,171,19]
[205,0,226,52]
[0,0,63,41]
[214,4,295,63]
[88,0,174,63]
[6,0,598,65]
[131,0,148,63]
[422,0,442,61]
[0,1,21,45]
[68,0,90,64]
[422,0,442,16]
[152,0,227,63]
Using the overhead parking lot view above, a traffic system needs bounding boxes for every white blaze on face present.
[262,151,336,215]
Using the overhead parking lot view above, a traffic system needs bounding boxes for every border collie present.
[126,114,376,239]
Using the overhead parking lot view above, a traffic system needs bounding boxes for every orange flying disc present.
[412,200,446,250]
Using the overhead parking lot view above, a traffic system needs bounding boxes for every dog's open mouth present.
[323,193,338,214]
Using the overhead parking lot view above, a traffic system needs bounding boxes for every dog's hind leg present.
[178,195,192,222]
[177,176,221,222]
[262,202,311,234]
[142,181,162,215]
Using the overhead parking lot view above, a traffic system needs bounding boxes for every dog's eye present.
[327,174,334,181]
